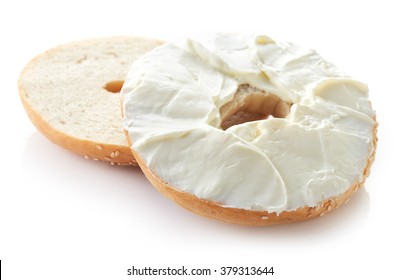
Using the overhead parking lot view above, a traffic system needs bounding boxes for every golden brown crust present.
[129,119,377,226]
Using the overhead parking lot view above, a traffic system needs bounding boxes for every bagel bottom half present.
[127,121,377,226]
[19,37,162,165]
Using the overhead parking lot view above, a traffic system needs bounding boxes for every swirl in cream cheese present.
[122,34,375,213]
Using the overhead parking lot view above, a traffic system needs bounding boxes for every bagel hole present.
[104,80,124,93]
[220,84,292,130]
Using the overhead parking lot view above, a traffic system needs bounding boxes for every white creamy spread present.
[122,34,375,213]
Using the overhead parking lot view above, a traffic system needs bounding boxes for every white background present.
[0,0,397,279]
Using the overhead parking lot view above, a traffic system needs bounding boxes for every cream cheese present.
[122,34,375,213]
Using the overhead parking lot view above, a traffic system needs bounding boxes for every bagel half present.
[19,36,162,165]
[121,34,378,226]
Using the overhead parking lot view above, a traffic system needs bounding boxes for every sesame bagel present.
[19,37,162,165]
[122,34,377,225]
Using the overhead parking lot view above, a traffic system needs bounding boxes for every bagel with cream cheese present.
[121,34,377,226]
[19,37,162,165]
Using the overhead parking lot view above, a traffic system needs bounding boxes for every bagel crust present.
[122,34,377,225]
[19,37,162,165]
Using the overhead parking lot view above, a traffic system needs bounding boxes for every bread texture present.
[19,37,162,165]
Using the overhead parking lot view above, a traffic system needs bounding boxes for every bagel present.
[19,37,162,165]
[121,34,377,226]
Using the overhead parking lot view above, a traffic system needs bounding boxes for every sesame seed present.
[345,198,350,204]
[255,35,275,45]
[261,216,268,220]
[96,144,103,150]
[84,155,90,159]
[110,150,120,158]
[319,212,325,217]
[327,205,332,211]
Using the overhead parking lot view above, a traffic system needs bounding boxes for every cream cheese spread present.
[122,34,375,213]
